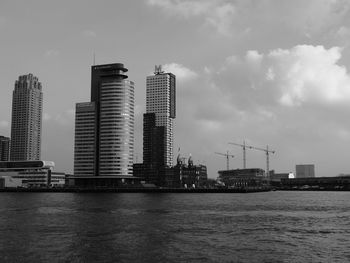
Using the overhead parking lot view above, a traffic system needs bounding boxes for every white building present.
[0,161,65,188]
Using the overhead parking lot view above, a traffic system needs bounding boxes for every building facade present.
[144,66,176,168]
[10,74,43,161]
[0,160,65,188]
[74,102,96,177]
[73,63,134,182]
[217,168,268,188]
[0,136,10,161]
[296,164,315,178]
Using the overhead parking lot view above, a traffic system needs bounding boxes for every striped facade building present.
[74,63,134,180]
[74,102,96,176]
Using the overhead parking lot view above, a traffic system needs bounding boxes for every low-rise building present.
[0,161,65,188]
[133,154,208,188]
[217,168,268,188]
[269,170,290,182]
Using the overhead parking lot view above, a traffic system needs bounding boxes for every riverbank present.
[0,187,271,193]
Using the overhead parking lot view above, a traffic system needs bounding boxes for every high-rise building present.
[74,102,96,177]
[74,63,134,182]
[144,65,176,167]
[0,136,10,161]
[10,74,43,161]
[296,164,315,178]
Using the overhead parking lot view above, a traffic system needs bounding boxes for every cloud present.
[82,30,97,38]
[162,63,198,82]
[43,109,75,126]
[146,0,235,36]
[44,49,59,57]
[147,0,350,38]
[253,45,350,107]
[172,44,350,177]
[336,26,350,38]
[212,45,350,109]
[43,113,52,121]
[0,120,9,128]
[50,109,75,126]
[0,16,6,29]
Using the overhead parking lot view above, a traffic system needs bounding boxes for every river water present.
[0,191,349,262]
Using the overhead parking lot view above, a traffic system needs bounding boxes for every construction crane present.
[248,145,275,178]
[228,141,249,169]
[215,151,234,170]
[229,141,275,177]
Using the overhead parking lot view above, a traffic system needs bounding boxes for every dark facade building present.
[280,176,350,190]
[165,155,208,188]
[73,63,134,187]
[0,136,10,161]
[135,65,176,185]
[296,164,315,178]
[133,154,208,188]
[269,170,289,182]
[10,74,43,161]
[143,113,165,168]
[218,168,268,188]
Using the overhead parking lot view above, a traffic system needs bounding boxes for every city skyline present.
[1,1,350,177]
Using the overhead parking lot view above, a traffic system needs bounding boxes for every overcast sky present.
[1,0,350,177]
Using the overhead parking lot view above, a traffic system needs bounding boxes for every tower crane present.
[248,145,275,178]
[228,141,249,169]
[215,151,234,170]
[229,141,275,177]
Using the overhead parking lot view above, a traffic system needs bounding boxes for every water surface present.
[0,191,349,262]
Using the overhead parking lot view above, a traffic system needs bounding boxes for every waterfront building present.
[10,74,43,161]
[0,160,65,188]
[144,65,176,167]
[269,170,289,182]
[73,63,134,186]
[0,136,10,161]
[138,66,176,184]
[217,168,268,188]
[280,176,350,190]
[74,102,96,177]
[296,164,315,178]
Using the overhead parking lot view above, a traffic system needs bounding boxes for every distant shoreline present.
[0,187,271,193]
[1,187,350,193]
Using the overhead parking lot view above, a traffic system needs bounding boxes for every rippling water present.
[0,191,349,262]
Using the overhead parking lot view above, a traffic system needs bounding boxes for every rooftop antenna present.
[154,65,164,75]
[93,51,96,65]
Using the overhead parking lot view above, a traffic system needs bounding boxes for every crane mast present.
[228,140,248,169]
[229,141,275,177]
[247,145,275,178]
[215,151,234,170]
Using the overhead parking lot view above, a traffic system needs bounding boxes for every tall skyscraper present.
[74,63,134,179]
[10,74,43,161]
[0,136,10,161]
[144,65,176,167]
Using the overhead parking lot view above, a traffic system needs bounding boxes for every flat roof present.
[69,176,142,179]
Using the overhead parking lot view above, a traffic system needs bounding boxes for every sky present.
[1,0,350,177]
